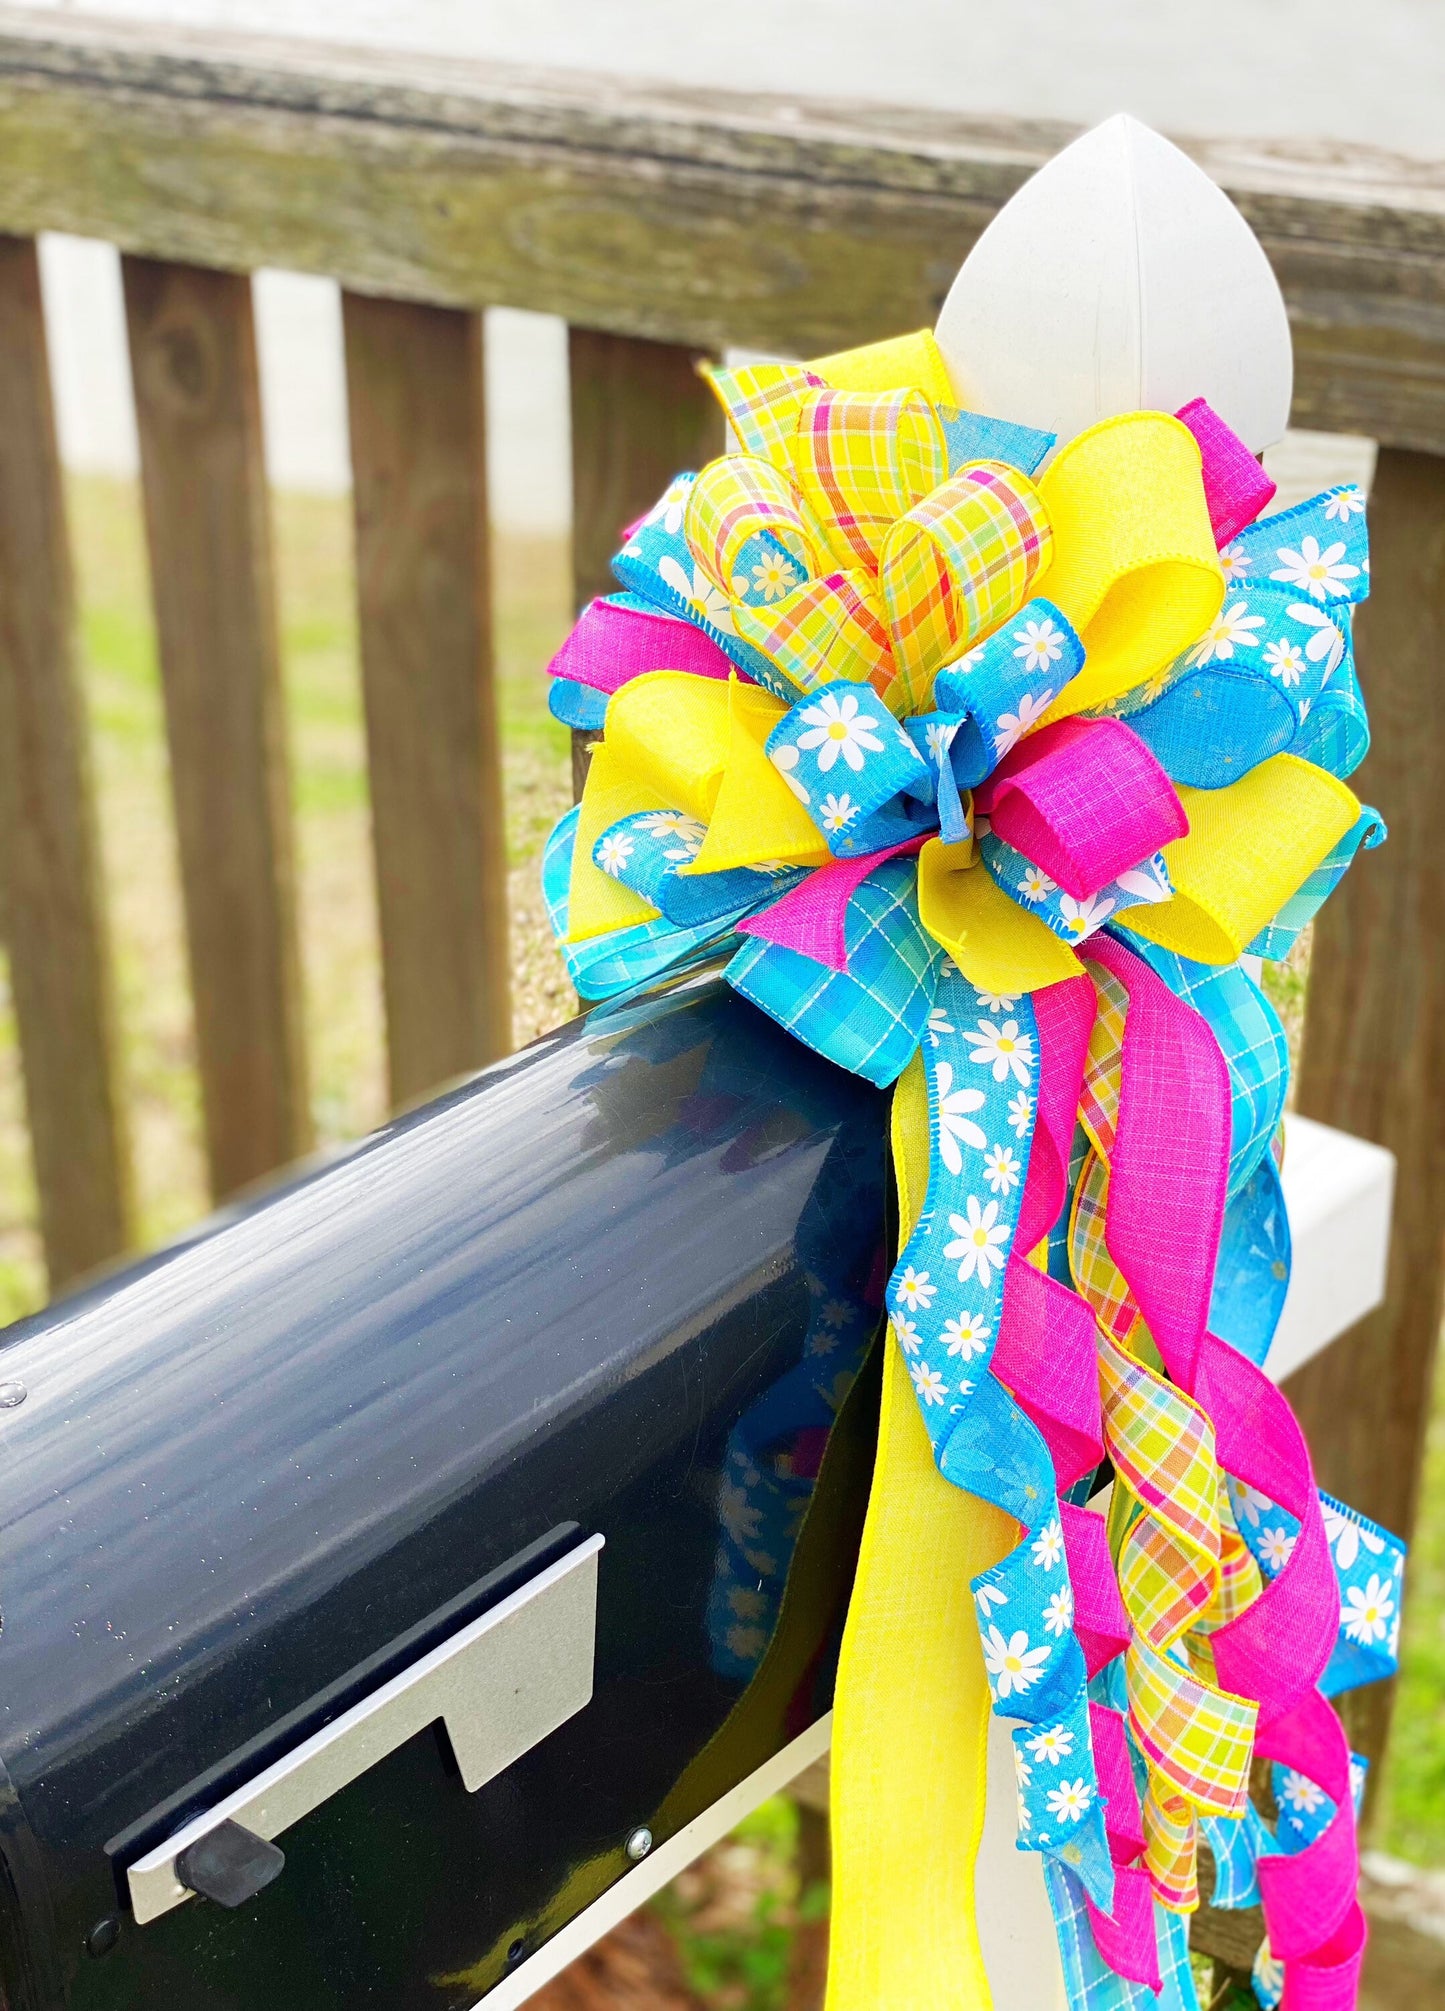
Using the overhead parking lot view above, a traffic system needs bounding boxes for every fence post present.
[123,255,311,1200]
[342,293,510,1107]
[567,330,724,799]
[0,235,131,1288]
[1289,444,1445,1786]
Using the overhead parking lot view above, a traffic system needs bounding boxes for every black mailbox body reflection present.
[0,969,887,2009]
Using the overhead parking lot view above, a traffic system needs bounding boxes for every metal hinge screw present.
[625,1827,653,1861]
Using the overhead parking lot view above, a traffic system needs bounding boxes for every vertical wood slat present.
[342,292,510,1110]
[123,256,310,1199]
[0,236,131,1288]
[567,329,725,800]
[1290,445,1445,1785]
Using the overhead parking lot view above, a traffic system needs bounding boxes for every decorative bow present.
[542,324,1399,2011]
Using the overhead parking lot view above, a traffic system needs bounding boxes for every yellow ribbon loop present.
[1038,414,1225,720]
[917,836,1085,993]
[566,672,830,941]
[806,327,959,404]
[1118,754,1361,964]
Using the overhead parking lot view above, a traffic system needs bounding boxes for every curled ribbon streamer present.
[540,323,1401,2011]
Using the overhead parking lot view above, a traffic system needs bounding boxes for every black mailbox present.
[0,967,887,2010]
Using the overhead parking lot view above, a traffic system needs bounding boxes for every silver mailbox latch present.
[128,1534,604,1925]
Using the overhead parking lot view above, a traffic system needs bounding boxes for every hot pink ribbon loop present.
[1175,397,1277,549]
[737,838,927,972]
[1063,1504,1130,1676]
[997,1262,1104,1487]
[548,596,739,695]
[1082,934,1230,1390]
[972,717,1188,901]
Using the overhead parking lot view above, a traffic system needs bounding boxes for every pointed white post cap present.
[933,115,1293,453]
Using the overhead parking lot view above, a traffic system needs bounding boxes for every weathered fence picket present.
[342,291,511,1108]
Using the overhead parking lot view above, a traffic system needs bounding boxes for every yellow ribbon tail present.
[827,1053,1013,2011]
[1118,754,1360,963]
[918,837,1085,993]
[565,740,663,942]
[688,678,833,874]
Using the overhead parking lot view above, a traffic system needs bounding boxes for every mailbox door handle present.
[127,1534,603,1924]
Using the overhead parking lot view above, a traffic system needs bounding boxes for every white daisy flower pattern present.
[795,691,886,773]
[1042,1587,1074,1637]
[1188,600,1266,665]
[1044,1779,1092,1824]
[934,1062,988,1174]
[1342,1574,1394,1645]
[1270,535,1360,601]
[993,689,1054,758]
[1007,1091,1034,1138]
[944,1198,1011,1287]
[1263,640,1307,689]
[974,989,1020,1013]
[894,1266,936,1313]
[1058,892,1114,940]
[1219,543,1251,583]
[656,553,737,633]
[1013,617,1065,676]
[942,1312,991,1360]
[926,1008,955,1048]
[1323,486,1366,522]
[982,1143,1022,1195]
[925,720,955,766]
[596,832,634,877]
[1289,602,1347,672]
[1258,1525,1296,1573]
[1279,1770,1326,1816]
[975,1581,1009,1618]
[910,1360,948,1407]
[892,1315,922,1356]
[964,1018,1035,1084]
[1018,866,1056,905]
[982,1625,1051,1700]
[819,791,858,832]
[1031,1520,1064,1571]
[1027,1725,1075,1765]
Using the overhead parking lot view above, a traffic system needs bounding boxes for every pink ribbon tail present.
[547,596,740,695]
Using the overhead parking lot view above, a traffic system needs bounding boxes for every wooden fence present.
[0,1,1443,1901]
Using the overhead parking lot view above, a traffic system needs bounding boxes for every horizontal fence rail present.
[0,15,1442,1982]
[0,11,1443,448]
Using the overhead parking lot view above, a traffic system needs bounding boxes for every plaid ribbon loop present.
[540,324,1401,2011]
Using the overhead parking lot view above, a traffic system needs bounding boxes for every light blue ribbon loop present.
[725,857,943,1088]
[1120,485,1371,788]
[1208,1148,1291,1367]
[931,597,1086,790]
[544,808,737,1001]
[980,830,1175,950]
[1248,808,1386,961]
[939,405,1056,478]
[610,471,802,702]
[591,808,806,928]
[766,678,938,857]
